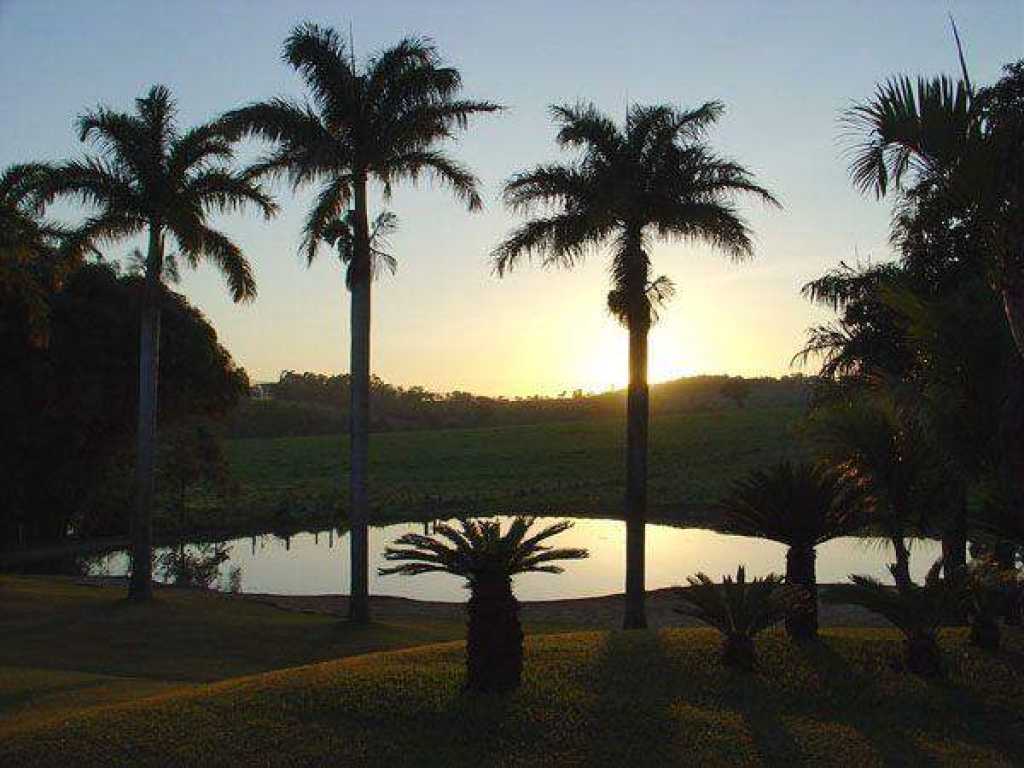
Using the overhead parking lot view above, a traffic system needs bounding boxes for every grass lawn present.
[0,576,470,737]
[213,405,807,532]
[3,575,1023,766]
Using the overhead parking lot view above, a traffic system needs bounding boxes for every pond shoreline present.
[76,575,894,629]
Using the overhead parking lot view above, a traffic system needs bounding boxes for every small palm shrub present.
[719,461,867,641]
[825,560,954,676]
[960,557,1018,651]
[675,566,793,671]
[380,517,587,693]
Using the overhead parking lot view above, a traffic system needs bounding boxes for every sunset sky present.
[2,1,1021,395]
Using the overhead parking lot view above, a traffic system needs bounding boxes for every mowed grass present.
[224,405,806,523]
[3,624,1023,767]
[0,576,472,736]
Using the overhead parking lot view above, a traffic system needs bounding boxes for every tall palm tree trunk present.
[785,545,818,640]
[129,224,163,601]
[348,176,372,624]
[623,312,649,629]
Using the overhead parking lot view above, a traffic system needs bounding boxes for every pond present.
[88,517,943,602]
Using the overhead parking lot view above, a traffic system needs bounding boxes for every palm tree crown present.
[221,22,501,270]
[380,517,588,583]
[322,209,399,288]
[37,85,276,299]
[719,461,868,549]
[492,101,779,325]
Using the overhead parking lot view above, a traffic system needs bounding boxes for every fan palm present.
[675,566,792,670]
[492,101,778,629]
[35,85,276,600]
[222,23,500,623]
[719,461,868,640]
[380,517,587,692]
[825,560,954,676]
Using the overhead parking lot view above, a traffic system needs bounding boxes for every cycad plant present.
[223,24,499,622]
[825,560,953,676]
[959,556,1017,651]
[36,86,276,600]
[675,566,792,671]
[380,517,587,692]
[719,461,868,640]
[492,101,777,628]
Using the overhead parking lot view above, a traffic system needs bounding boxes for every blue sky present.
[1,0,1021,394]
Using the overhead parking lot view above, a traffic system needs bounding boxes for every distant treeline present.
[225,371,812,438]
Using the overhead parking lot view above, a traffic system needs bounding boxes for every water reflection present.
[88,517,942,602]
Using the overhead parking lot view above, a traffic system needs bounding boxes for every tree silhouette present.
[222,23,499,622]
[380,517,587,692]
[37,85,275,600]
[719,461,867,640]
[492,101,777,628]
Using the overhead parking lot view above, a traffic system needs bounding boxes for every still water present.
[89,517,942,602]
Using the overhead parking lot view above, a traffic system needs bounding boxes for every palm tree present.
[221,23,500,623]
[675,566,792,670]
[809,397,942,591]
[719,461,868,641]
[36,85,276,601]
[844,56,1024,362]
[321,209,399,287]
[492,101,778,629]
[825,560,953,677]
[380,517,587,692]
[958,556,1016,651]
[1,163,96,344]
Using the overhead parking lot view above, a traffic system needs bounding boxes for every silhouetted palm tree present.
[719,461,867,640]
[321,209,399,287]
[825,560,953,677]
[810,397,942,591]
[37,85,276,600]
[492,101,778,628]
[675,566,791,670]
[222,23,499,622]
[1,163,96,344]
[845,57,1024,362]
[380,517,587,692]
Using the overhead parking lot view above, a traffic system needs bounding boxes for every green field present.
[213,405,807,533]
[2,576,1021,767]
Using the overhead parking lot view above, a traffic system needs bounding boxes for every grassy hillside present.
[214,405,807,532]
[3,621,1021,766]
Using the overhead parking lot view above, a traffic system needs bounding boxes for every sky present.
[1,1,1021,396]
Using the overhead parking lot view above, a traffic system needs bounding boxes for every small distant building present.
[250,382,275,401]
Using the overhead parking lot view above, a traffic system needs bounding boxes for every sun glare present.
[579,326,696,393]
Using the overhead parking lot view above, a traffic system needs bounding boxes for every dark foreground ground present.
[2,576,1023,767]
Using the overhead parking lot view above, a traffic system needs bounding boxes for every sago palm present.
[36,85,276,600]
[824,559,954,677]
[719,461,868,640]
[222,23,499,622]
[380,517,587,692]
[675,566,792,671]
[808,396,942,591]
[492,101,778,629]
